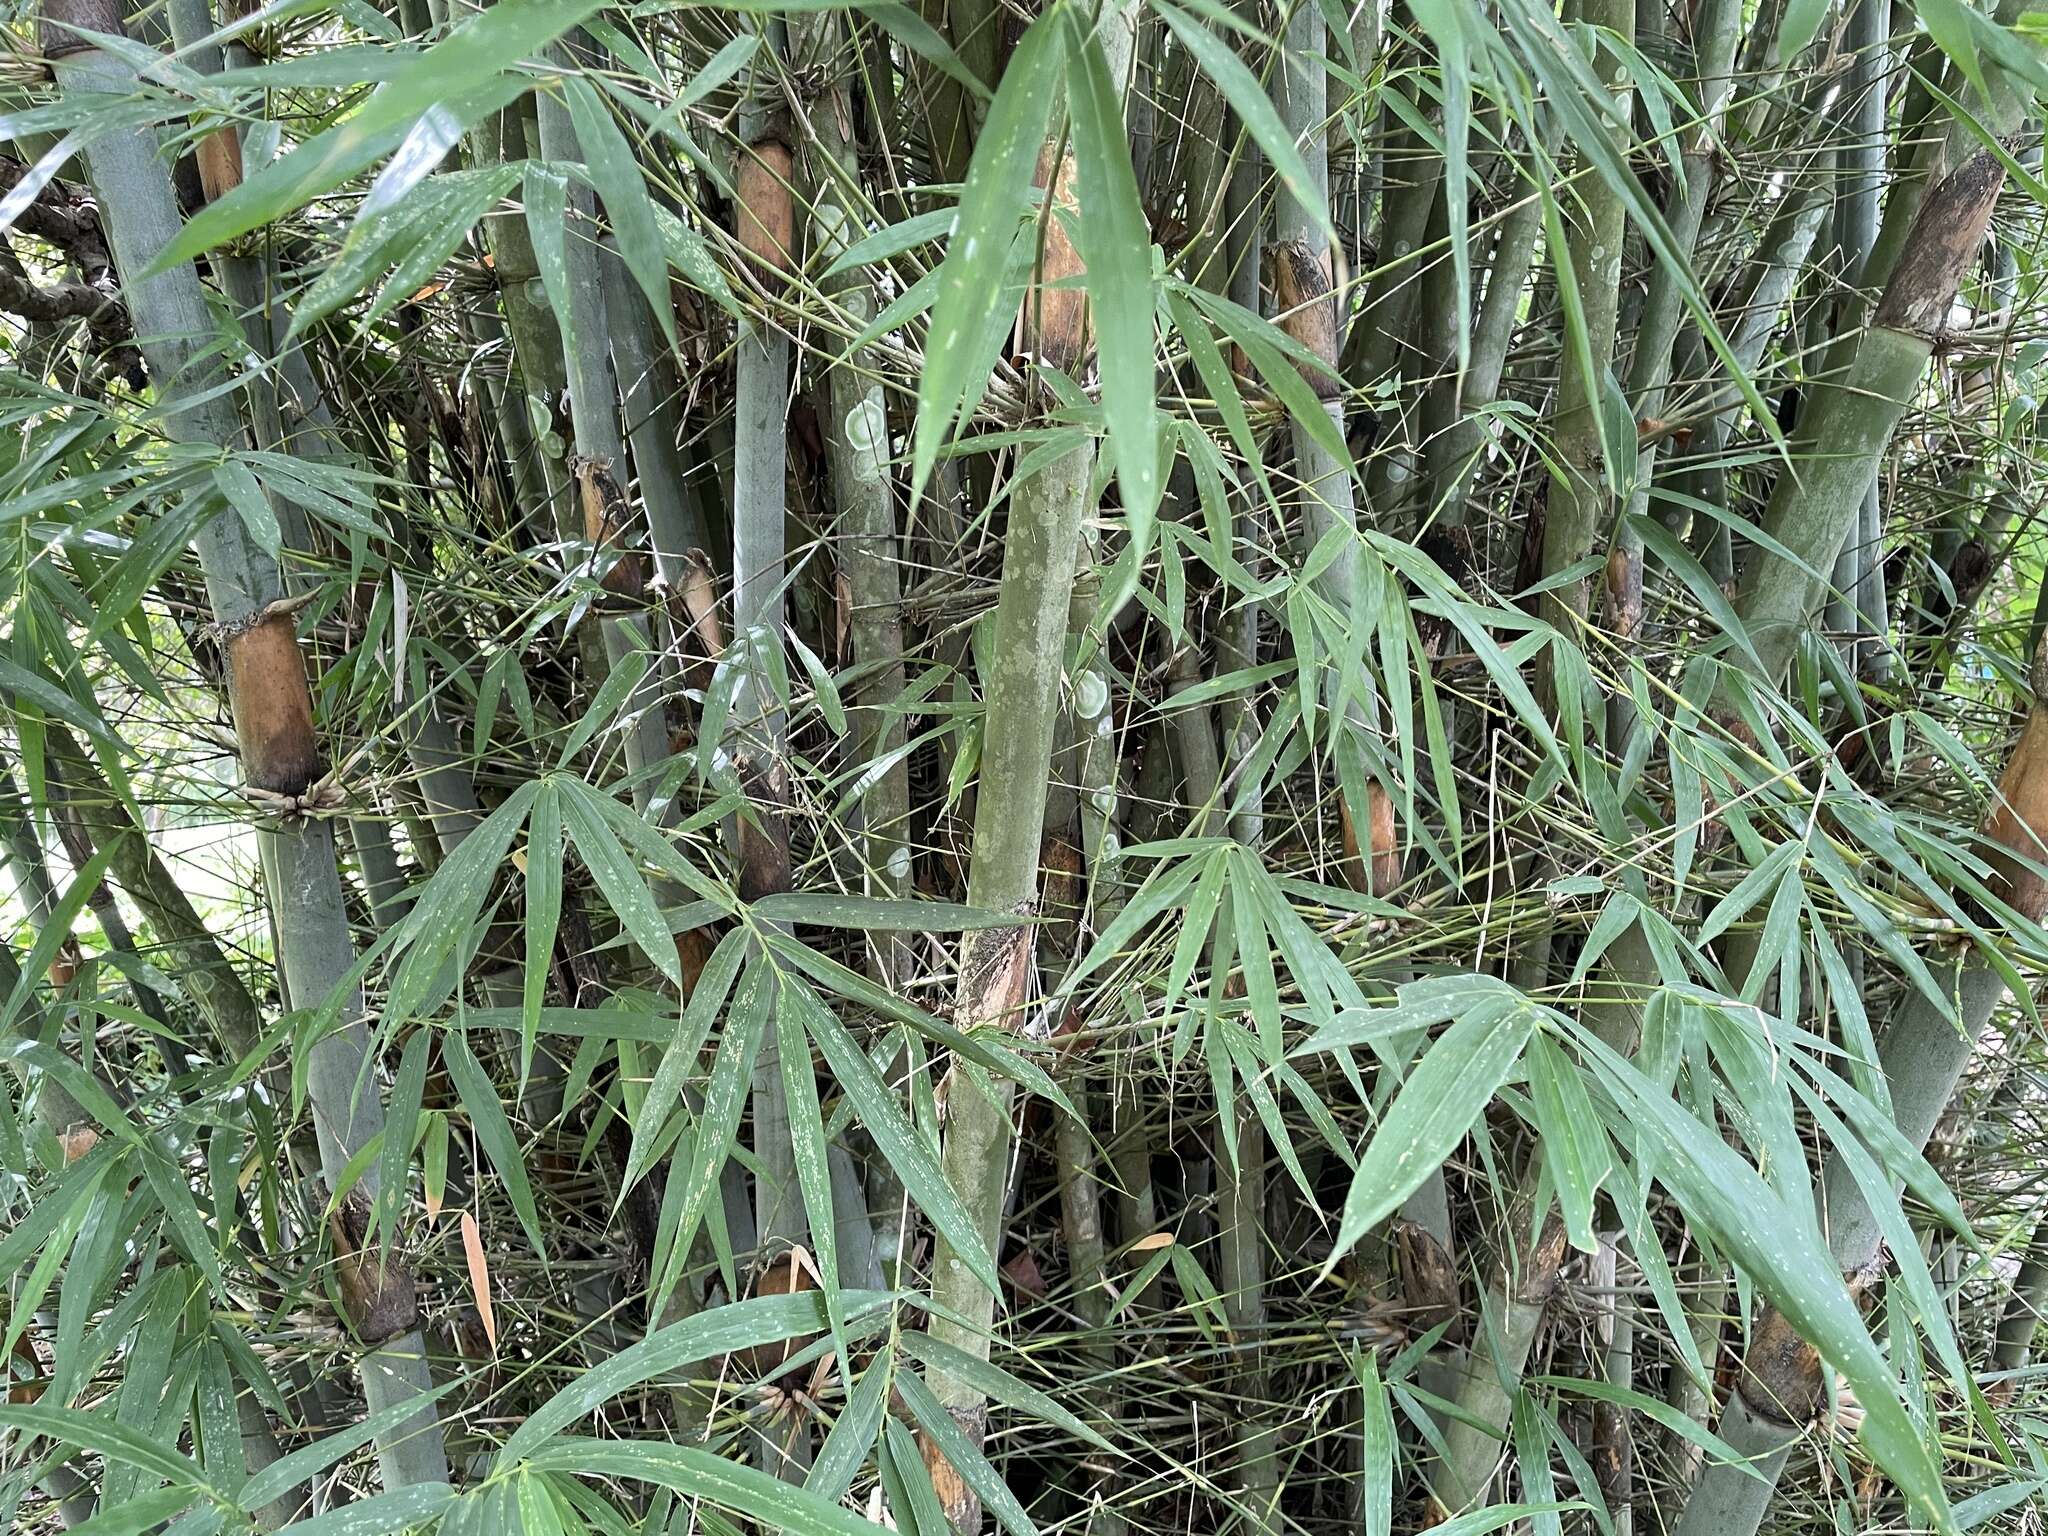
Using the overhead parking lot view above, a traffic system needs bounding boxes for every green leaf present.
[238,1381,460,1513]
[895,1368,1039,1536]
[809,1353,895,1501]
[0,657,118,749]
[562,75,677,348]
[899,1331,1114,1451]
[1530,1375,1766,1481]
[443,1024,547,1261]
[650,962,770,1308]
[212,462,282,558]
[149,65,528,275]
[911,6,1062,504]
[1063,10,1159,545]
[525,160,579,366]
[558,641,650,765]
[749,893,1010,930]
[866,2,992,101]
[0,1404,212,1491]
[1510,1391,1563,1536]
[777,998,843,1330]
[788,977,1005,1295]
[824,206,956,277]
[61,1487,197,1536]
[1575,1029,1955,1533]
[525,1439,896,1535]
[559,779,686,989]
[262,1483,457,1536]
[503,1290,886,1463]
[385,781,535,1026]
[655,205,742,316]
[1522,1032,1611,1254]
[620,934,742,1195]
[1357,1351,1393,1536]
[1327,998,1535,1268]
[1151,1,1335,245]
[521,782,563,1089]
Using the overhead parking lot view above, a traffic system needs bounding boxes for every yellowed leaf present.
[1129,1232,1174,1252]
[460,1209,496,1353]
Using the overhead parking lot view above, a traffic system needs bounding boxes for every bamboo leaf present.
[1523,1031,1611,1254]
[525,1439,896,1535]
[522,782,564,1089]
[899,1331,1115,1451]
[788,977,1005,1295]
[895,1368,1040,1536]
[238,1381,460,1512]
[375,1027,430,1253]
[558,778,686,989]
[1575,1029,1955,1532]
[502,1291,886,1463]
[443,1024,547,1261]
[1152,0,1336,245]
[809,1353,895,1501]
[257,1483,457,1536]
[648,963,770,1310]
[1327,999,1536,1268]
[562,75,677,348]
[1063,9,1160,544]
[910,6,1062,504]
[1357,1351,1393,1536]
[0,1405,211,1491]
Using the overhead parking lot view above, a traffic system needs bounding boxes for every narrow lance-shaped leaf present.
[910,5,1063,503]
[1323,997,1536,1270]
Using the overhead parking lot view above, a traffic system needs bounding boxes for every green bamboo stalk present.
[799,12,915,1283]
[609,266,711,586]
[733,302,805,1262]
[1171,653,1279,1532]
[482,100,577,535]
[1419,184,1540,526]
[1733,142,2018,687]
[43,5,447,1486]
[925,434,1094,1530]
[913,0,996,187]
[1991,1224,2048,1387]
[1343,52,1445,395]
[717,50,815,1423]
[0,774,96,1139]
[346,804,417,933]
[804,18,912,992]
[1604,0,1742,740]
[1533,0,1633,708]
[531,53,675,818]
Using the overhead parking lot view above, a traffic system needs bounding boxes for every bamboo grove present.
[0,0,2047,1530]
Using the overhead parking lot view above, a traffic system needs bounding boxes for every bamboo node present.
[243,778,347,821]
[210,586,321,642]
